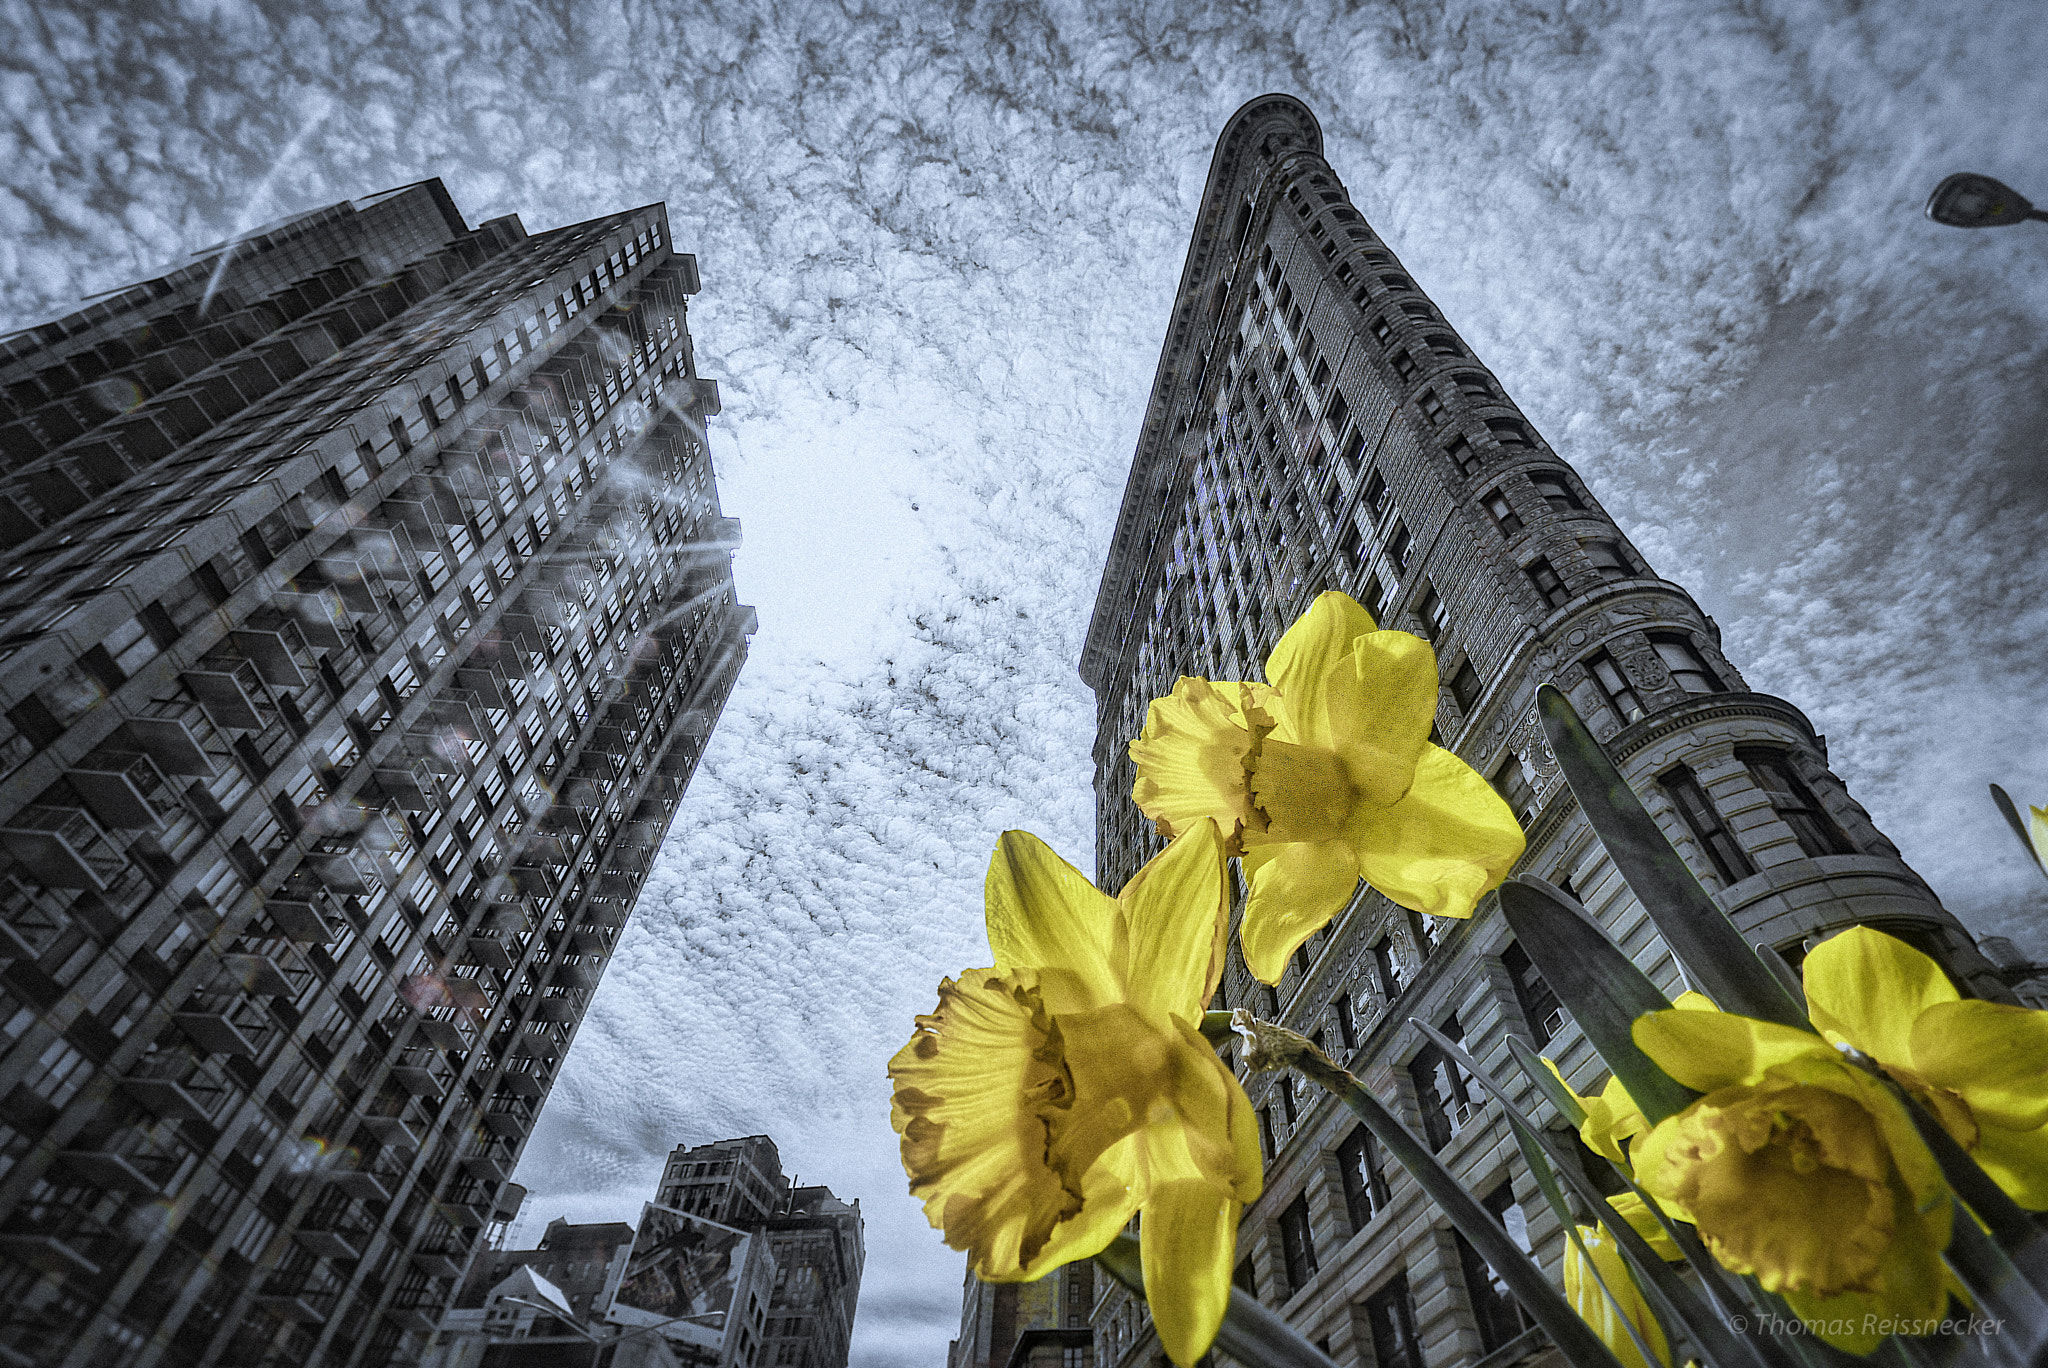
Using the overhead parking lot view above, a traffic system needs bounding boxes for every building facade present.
[1079,96,2026,1368]
[0,180,753,1366]
[947,1262,1094,1368]
[654,1137,866,1368]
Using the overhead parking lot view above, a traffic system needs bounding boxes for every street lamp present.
[1925,172,2047,229]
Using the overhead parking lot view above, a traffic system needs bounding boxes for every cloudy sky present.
[6,0,2048,1361]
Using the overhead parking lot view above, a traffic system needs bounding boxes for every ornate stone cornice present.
[1078,94,1323,691]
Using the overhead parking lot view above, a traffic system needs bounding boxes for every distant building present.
[1077,93,2028,1368]
[948,1263,1094,1368]
[0,178,752,1367]
[654,1137,866,1368]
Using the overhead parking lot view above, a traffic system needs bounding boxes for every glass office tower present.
[0,180,752,1367]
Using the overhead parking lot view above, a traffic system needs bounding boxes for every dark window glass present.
[1532,470,1584,512]
[1483,488,1523,536]
[1338,1127,1389,1231]
[1424,333,1465,357]
[1486,416,1531,446]
[1335,993,1358,1050]
[1326,392,1351,434]
[1364,1275,1422,1368]
[1738,747,1854,858]
[1446,433,1479,475]
[1410,1014,1476,1149]
[1449,660,1482,714]
[1659,764,1756,886]
[1371,316,1394,345]
[1453,371,1495,399]
[1359,574,1386,622]
[1392,350,1418,381]
[1526,557,1568,609]
[1387,522,1411,572]
[1259,1106,1277,1162]
[1490,753,1532,816]
[1412,582,1447,641]
[1279,1192,1319,1290]
[1235,1257,1258,1300]
[1588,650,1644,723]
[1279,1075,1298,1125]
[1420,389,1445,422]
[1362,469,1388,514]
[1460,1184,1537,1352]
[1502,941,1564,1046]
[1650,632,1723,695]
[1584,538,1634,580]
[1374,937,1407,999]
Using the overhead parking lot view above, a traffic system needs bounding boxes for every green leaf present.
[1498,878,1698,1127]
[1093,1233,1338,1368]
[1990,783,2048,883]
[1319,1050,1630,1368]
[1503,1033,1586,1126]
[1414,1020,1777,1368]
[1536,685,1808,1030]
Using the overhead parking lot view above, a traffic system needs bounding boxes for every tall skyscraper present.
[0,180,752,1367]
[1080,96,2029,1367]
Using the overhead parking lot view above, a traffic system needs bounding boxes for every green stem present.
[1235,1013,1629,1368]
[1092,1234,1337,1368]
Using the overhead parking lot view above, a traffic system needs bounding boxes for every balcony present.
[68,752,173,829]
[0,804,125,889]
[263,894,340,943]
[119,1055,229,1124]
[182,661,269,732]
[463,936,516,974]
[51,1149,168,1199]
[116,715,214,776]
[412,1247,465,1280]
[357,1113,425,1154]
[453,663,512,710]
[481,1099,533,1139]
[389,1064,446,1101]
[227,628,309,688]
[552,959,602,992]
[215,947,298,998]
[173,1007,265,1058]
[0,1233,98,1278]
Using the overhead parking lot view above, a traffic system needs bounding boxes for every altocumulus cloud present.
[4,0,2047,1362]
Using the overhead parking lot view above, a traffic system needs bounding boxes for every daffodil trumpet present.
[888,821,1262,1367]
[1129,591,1524,985]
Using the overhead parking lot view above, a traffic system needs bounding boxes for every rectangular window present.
[1362,469,1388,515]
[1409,1013,1475,1150]
[1259,1106,1277,1163]
[1588,651,1644,723]
[1532,470,1584,512]
[1490,753,1532,816]
[1449,659,1482,714]
[1526,557,1568,610]
[1279,1192,1318,1290]
[1486,416,1532,447]
[1392,350,1418,382]
[1658,764,1756,886]
[1334,993,1358,1050]
[1419,389,1445,422]
[1234,1257,1258,1300]
[1338,1127,1388,1232]
[1445,433,1477,474]
[1386,521,1410,572]
[1279,1075,1298,1125]
[1461,1183,1537,1353]
[1364,1276,1421,1368]
[1650,632,1723,694]
[1359,574,1386,622]
[1483,488,1523,537]
[1502,941,1564,1046]
[1584,539,1634,581]
[1414,581,1449,642]
[1374,937,1407,999]
[1738,747,1853,857]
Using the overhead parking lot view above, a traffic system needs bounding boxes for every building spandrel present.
[1079,95,2035,1368]
[0,179,753,1367]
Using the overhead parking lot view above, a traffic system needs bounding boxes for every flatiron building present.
[1080,96,2030,1368]
[0,180,751,1366]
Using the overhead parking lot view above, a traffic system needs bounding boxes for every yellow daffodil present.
[1128,591,1524,984]
[1546,993,1719,1169]
[2031,803,2048,879]
[1802,925,2048,1209]
[888,820,1262,1366]
[1630,1009,1952,1354]
[1563,1193,1682,1368]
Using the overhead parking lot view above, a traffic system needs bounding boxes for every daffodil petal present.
[1239,839,1359,985]
[1968,1121,2048,1210]
[2029,805,2048,878]
[1804,926,1959,1066]
[1607,1192,1682,1262]
[1328,630,1439,807]
[888,969,1084,1278]
[1263,591,1380,747]
[1115,820,1231,1021]
[1632,1010,1826,1092]
[1673,991,1719,1012]
[1582,1073,1649,1167]
[1563,1223,1670,1368]
[1163,1018,1265,1204]
[1777,1188,1951,1354]
[1345,746,1524,918]
[1138,1178,1240,1368]
[1909,1000,2048,1130]
[984,831,1121,1014]
[1129,678,1274,842]
[1013,1137,1144,1281]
